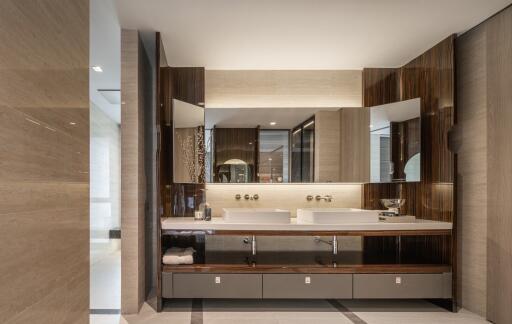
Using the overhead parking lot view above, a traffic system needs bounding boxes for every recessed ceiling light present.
[69,122,76,125]
[369,124,374,128]
[269,122,277,126]
[92,66,103,72]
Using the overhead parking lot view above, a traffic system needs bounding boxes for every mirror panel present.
[173,99,205,183]
[369,98,421,183]
[201,99,420,184]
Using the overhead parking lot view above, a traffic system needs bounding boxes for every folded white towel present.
[162,247,195,265]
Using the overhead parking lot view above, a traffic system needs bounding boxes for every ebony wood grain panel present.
[157,66,206,307]
[171,67,205,106]
[362,36,456,307]
[213,128,258,182]
[362,68,400,107]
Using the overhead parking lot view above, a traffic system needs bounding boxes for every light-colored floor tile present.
[122,302,192,324]
[339,299,490,324]
[90,245,121,310]
[90,314,120,324]
[277,319,352,324]
[202,299,351,322]
[205,319,279,324]
[118,300,489,324]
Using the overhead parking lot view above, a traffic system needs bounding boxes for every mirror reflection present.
[173,99,205,183]
[369,98,421,183]
[174,99,421,184]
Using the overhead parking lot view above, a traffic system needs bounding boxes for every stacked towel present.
[162,247,195,265]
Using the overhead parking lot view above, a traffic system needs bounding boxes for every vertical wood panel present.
[121,30,146,314]
[486,6,512,323]
[172,67,205,106]
[0,1,89,323]
[362,68,400,107]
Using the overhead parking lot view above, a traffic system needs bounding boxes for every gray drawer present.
[353,273,452,299]
[263,274,352,299]
[173,274,262,298]
[162,272,173,298]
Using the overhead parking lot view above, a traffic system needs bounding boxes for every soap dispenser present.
[195,188,210,221]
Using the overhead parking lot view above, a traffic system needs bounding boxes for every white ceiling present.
[115,0,510,69]
[91,0,121,123]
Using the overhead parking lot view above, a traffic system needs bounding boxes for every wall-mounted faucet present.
[306,195,333,202]
[235,194,259,200]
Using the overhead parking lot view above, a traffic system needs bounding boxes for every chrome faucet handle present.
[315,195,322,201]
[306,195,314,201]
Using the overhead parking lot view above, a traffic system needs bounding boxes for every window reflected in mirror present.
[258,130,289,183]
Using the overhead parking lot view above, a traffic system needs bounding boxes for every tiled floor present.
[90,241,121,324]
[95,299,491,324]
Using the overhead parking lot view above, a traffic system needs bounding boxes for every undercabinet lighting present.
[292,128,301,135]
[92,66,103,72]
[269,121,277,126]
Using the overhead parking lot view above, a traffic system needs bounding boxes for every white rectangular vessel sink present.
[222,208,291,224]
[296,208,380,224]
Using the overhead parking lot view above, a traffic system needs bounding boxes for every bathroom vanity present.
[156,36,456,312]
[160,211,453,301]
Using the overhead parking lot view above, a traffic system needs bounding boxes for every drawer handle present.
[305,276,311,285]
[215,276,221,284]
[395,276,402,285]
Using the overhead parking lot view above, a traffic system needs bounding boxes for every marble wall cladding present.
[205,70,362,108]
[121,30,146,315]
[0,1,89,323]
[314,110,341,182]
[455,24,488,317]
[205,183,362,217]
[486,6,512,324]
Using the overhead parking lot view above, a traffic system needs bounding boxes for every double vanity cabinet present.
[160,208,453,302]
[163,272,452,300]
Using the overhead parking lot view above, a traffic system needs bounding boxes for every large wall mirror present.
[175,99,421,184]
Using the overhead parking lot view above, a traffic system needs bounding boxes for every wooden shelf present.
[163,263,451,274]
[161,251,451,274]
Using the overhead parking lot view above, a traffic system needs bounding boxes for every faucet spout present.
[315,195,333,202]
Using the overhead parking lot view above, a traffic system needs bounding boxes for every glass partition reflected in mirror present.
[173,99,205,183]
[369,98,421,183]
